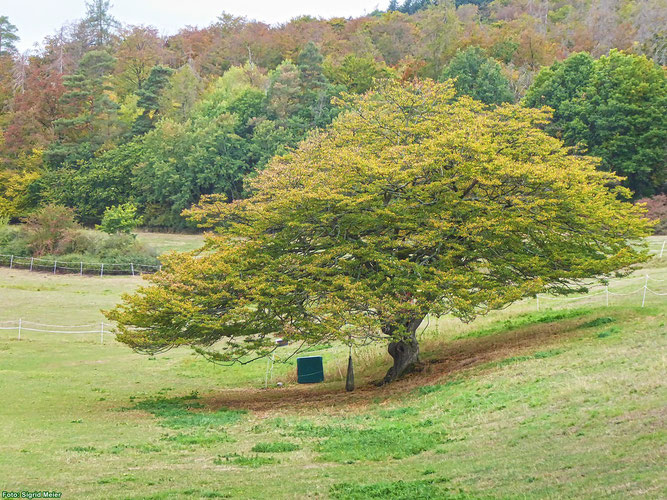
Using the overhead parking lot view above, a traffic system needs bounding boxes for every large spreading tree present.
[107,80,651,385]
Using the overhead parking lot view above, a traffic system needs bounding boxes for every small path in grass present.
[203,313,608,414]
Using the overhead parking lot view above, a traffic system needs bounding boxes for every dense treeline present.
[0,0,665,228]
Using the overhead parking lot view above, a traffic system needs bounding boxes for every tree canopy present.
[106,80,651,383]
[83,0,120,47]
[525,50,667,197]
[441,47,514,105]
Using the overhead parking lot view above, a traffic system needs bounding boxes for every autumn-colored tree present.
[637,194,667,235]
[324,54,395,94]
[416,3,461,78]
[1,0,664,231]
[114,26,164,96]
[0,54,14,113]
[267,44,340,138]
[158,64,203,122]
[0,151,41,219]
[2,67,65,156]
[366,11,419,67]
[22,204,80,256]
[107,80,651,384]
[267,60,302,121]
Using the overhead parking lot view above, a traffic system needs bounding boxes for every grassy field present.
[136,231,206,255]
[0,234,664,499]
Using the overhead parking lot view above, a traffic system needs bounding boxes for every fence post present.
[131,263,135,276]
[80,262,83,275]
[53,260,57,274]
[100,322,104,344]
[18,318,21,341]
[641,274,648,307]
[606,285,609,307]
[661,241,665,258]
[100,263,104,277]
[9,255,13,269]
[30,257,33,271]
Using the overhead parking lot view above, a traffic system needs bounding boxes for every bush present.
[55,229,102,255]
[96,234,157,263]
[22,204,79,256]
[0,222,21,247]
[0,223,159,269]
[96,203,143,235]
[0,221,28,256]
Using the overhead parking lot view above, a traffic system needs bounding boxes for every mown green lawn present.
[0,237,664,499]
[136,231,206,255]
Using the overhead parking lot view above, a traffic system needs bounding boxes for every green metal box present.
[297,356,324,384]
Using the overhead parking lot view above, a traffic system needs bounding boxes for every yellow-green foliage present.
[0,149,41,219]
[107,80,652,361]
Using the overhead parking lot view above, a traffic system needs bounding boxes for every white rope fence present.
[1,240,662,277]
[0,254,161,276]
[0,319,108,343]
[536,273,667,311]
[1,272,664,343]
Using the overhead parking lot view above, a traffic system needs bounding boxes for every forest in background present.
[0,0,665,229]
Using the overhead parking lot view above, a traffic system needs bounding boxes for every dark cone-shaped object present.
[345,355,355,392]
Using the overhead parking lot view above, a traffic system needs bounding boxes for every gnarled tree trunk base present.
[380,336,420,385]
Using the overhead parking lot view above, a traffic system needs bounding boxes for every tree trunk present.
[381,317,422,384]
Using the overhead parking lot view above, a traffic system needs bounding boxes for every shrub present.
[0,223,27,255]
[55,229,101,255]
[0,208,158,269]
[22,204,79,256]
[97,203,143,235]
[95,233,157,265]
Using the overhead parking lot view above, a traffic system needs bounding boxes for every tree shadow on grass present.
[202,313,608,413]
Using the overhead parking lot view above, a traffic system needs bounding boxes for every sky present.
[5,0,386,53]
